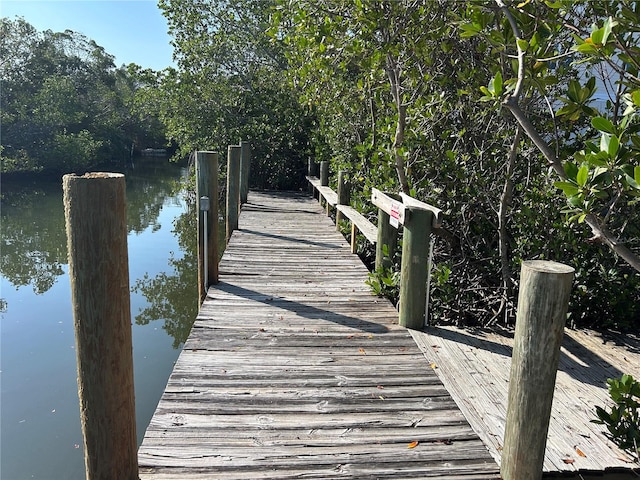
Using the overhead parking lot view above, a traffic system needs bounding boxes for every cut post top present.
[521,260,575,275]
[63,172,124,180]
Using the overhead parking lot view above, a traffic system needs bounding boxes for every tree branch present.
[495,0,525,99]
[498,124,523,292]
[496,0,640,273]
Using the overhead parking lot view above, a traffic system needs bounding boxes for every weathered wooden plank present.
[371,188,406,225]
[138,191,500,479]
[410,325,640,474]
[400,192,443,228]
[316,185,338,206]
[336,204,378,244]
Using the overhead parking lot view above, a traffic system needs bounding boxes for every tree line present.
[0,17,166,174]
[3,2,637,330]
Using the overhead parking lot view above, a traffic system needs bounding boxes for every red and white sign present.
[390,202,400,228]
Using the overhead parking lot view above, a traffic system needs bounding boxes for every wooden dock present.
[138,191,499,479]
[411,326,640,476]
[412,327,640,478]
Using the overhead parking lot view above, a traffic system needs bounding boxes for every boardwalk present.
[411,326,640,475]
[138,191,499,479]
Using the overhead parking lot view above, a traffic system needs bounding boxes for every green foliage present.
[142,0,313,190]
[0,18,166,173]
[366,265,400,305]
[272,0,638,329]
[101,0,640,326]
[593,374,640,456]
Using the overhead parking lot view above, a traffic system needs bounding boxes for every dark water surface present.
[1,158,198,479]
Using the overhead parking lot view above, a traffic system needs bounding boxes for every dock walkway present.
[138,191,499,479]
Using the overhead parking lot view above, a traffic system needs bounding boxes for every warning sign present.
[390,202,400,228]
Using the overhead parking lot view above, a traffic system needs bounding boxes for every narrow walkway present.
[138,191,499,479]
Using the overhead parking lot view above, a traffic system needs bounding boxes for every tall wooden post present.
[375,209,398,270]
[240,140,251,205]
[63,173,138,480]
[308,158,318,195]
[501,260,574,480]
[398,207,432,330]
[336,171,350,230]
[308,158,318,177]
[320,161,329,186]
[196,151,219,301]
[318,161,330,212]
[226,145,241,242]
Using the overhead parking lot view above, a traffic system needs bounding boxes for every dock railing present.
[306,166,442,331]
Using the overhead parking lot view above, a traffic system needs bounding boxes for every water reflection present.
[0,156,203,347]
[1,179,67,295]
[132,191,199,348]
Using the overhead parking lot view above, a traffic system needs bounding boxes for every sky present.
[1,0,175,71]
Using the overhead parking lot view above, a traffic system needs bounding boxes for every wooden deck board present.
[138,191,499,479]
[410,326,640,474]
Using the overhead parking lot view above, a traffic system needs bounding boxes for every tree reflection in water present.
[0,158,201,348]
[133,188,199,348]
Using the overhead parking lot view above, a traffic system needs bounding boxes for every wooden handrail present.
[372,187,442,228]
[306,172,443,330]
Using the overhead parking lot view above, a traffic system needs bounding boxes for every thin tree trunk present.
[386,54,411,194]
[498,126,523,294]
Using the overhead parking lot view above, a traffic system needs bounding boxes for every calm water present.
[1,158,199,479]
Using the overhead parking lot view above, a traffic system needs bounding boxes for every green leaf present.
[591,26,604,46]
[632,90,640,107]
[459,23,481,38]
[608,135,620,157]
[592,166,609,181]
[574,42,599,54]
[568,194,583,207]
[591,117,615,134]
[601,17,614,45]
[564,161,578,179]
[577,164,589,187]
[479,86,492,97]
[635,165,640,184]
[568,80,580,102]
[516,38,529,52]
[626,174,640,190]
[554,181,579,196]
[492,71,503,97]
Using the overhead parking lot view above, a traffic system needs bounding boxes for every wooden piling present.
[336,171,350,230]
[196,151,219,301]
[398,207,432,330]
[240,140,251,205]
[308,158,318,197]
[307,158,318,177]
[320,161,329,186]
[226,145,241,242]
[375,208,398,270]
[62,172,138,480]
[318,161,330,212]
[501,260,574,480]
